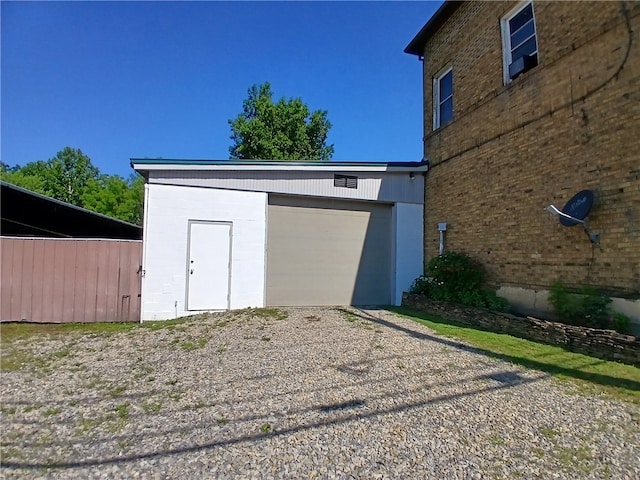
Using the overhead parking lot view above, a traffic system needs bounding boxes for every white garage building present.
[132,159,427,321]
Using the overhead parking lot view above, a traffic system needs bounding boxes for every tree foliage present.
[228,82,334,161]
[1,147,143,225]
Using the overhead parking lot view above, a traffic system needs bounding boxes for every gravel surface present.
[1,307,638,479]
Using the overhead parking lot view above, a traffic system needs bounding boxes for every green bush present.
[409,252,509,312]
[548,281,631,334]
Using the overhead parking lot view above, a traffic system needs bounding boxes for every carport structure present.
[132,159,427,321]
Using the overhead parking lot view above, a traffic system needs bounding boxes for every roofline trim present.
[404,1,463,56]
[130,159,430,173]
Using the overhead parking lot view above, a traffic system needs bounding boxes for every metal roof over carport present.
[0,181,142,240]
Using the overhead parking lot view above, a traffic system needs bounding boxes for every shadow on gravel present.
[362,307,640,393]
[2,374,543,470]
[2,352,546,470]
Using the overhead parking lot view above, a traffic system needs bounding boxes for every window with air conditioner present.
[501,1,538,84]
[433,67,453,130]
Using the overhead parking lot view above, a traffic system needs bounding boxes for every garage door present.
[266,195,391,306]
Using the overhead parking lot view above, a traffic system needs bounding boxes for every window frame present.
[500,0,539,85]
[433,66,453,130]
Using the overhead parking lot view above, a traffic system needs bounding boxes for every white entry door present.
[187,221,231,310]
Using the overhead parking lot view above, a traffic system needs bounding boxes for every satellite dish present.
[559,190,594,227]
[545,189,599,244]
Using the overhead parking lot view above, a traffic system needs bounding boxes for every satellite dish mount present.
[546,190,599,244]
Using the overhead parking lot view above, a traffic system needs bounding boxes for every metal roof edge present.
[404,1,463,56]
[130,158,430,173]
[0,181,143,230]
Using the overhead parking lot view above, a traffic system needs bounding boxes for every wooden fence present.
[1,237,142,323]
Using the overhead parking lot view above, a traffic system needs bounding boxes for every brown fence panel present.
[0,237,142,323]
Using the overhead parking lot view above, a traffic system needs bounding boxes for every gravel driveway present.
[1,307,638,479]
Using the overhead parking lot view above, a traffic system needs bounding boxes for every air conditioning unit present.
[508,54,537,80]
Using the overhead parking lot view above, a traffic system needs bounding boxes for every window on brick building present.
[433,67,453,130]
[501,1,538,84]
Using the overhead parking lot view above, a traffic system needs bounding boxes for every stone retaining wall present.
[402,293,640,368]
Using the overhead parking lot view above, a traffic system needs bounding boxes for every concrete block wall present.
[419,1,640,313]
[141,183,267,320]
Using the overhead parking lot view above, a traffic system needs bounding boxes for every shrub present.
[410,252,509,312]
[548,281,632,334]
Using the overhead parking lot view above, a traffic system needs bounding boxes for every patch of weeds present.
[114,402,130,421]
[489,434,505,446]
[374,343,384,350]
[51,348,72,359]
[261,335,271,342]
[555,445,592,471]
[216,344,228,354]
[216,417,228,425]
[180,337,208,351]
[340,310,358,323]
[1,347,50,373]
[147,376,156,382]
[193,400,206,409]
[396,363,406,370]
[76,416,103,434]
[44,407,62,416]
[540,426,560,438]
[246,308,288,321]
[1,405,17,415]
[0,447,24,461]
[165,378,178,386]
[260,422,272,433]
[142,401,162,414]
[532,447,546,458]
[107,384,127,398]
[23,403,42,413]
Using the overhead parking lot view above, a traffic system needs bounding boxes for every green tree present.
[228,82,334,161]
[46,147,99,205]
[82,174,144,225]
[1,148,144,225]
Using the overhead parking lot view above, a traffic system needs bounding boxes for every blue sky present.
[1,1,440,178]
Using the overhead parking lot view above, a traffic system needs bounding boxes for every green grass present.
[0,316,194,341]
[241,307,288,321]
[391,307,640,404]
[180,337,208,351]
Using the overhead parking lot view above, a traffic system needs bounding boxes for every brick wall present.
[419,1,640,299]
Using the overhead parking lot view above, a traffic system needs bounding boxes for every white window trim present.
[433,66,453,130]
[500,0,538,85]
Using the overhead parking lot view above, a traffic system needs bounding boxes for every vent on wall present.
[334,174,358,189]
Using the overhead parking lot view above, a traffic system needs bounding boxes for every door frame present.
[185,220,233,311]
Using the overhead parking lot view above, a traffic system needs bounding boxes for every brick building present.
[405,1,640,321]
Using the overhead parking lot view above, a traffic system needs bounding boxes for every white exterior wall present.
[141,184,266,320]
[393,203,424,305]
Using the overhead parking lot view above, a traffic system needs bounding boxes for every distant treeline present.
[1,147,143,225]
